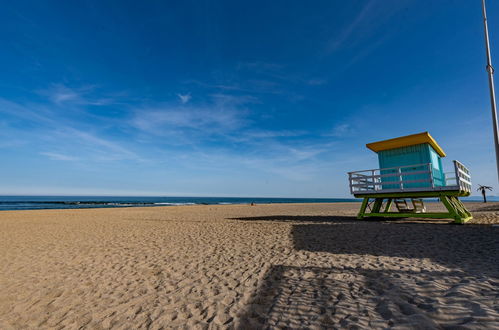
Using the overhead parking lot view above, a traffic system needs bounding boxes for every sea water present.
[0,196,360,211]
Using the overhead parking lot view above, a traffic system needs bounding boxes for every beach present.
[0,202,498,329]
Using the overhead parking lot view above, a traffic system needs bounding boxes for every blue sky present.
[1,0,498,197]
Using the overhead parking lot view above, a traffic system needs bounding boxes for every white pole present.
[481,0,499,182]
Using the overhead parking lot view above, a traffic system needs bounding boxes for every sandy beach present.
[0,202,498,329]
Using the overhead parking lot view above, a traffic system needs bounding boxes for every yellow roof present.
[366,132,446,157]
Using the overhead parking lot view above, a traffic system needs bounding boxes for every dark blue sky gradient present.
[0,0,497,197]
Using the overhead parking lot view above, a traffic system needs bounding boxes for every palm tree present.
[477,185,493,203]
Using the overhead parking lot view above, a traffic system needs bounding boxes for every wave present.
[0,201,153,205]
[153,202,196,206]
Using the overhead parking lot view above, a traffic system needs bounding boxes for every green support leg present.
[450,197,472,223]
[440,196,473,224]
[455,198,472,219]
[355,192,472,223]
[440,196,458,221]
[357,197,369,219]
[372,198,384,213]
[384,198,393,212]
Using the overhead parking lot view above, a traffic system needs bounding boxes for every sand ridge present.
[0,202,498,329]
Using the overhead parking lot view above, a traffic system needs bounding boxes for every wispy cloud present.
[131,94,252,139]
[187,60,328,100]
[49,85,81,104]
[238,129,305,140]
[188,79,284,95]
[40,84,115,106]
[236,62,329,88]
[177,93,191,104]
[236,61,284,72]
[325,123,355,137]
[40,152,79,161]
[0,96,141,162]
[306,78,328,86]
[0,84,354,187]
[59,128,140,161]
[182,139,335,181]
[327,1,375,53]
[0,122,26,148]
[132,106,244,134]
[325,0,411,55]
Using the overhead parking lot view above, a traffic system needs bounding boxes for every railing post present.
[398,167,403,190]
[453,160,461,190]
[372,170,376,190]
[429,163,434,188]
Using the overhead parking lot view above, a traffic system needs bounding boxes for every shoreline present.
[0,201,497,225]
[0,199,494,208]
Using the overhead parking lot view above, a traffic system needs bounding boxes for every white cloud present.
[177,93,191,104]
[0,97,141,162]
[40,84,114,106]
[40,152,79,161]
[51,87,80,104]
[58,128,141,161]
[131,94,251,138]
[133,106,244,133]
[180,141,334,182]
[326,123,354,137]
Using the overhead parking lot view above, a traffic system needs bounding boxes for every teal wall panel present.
[377,143,445,189]
[429,148,445,186]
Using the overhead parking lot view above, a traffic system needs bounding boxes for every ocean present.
[0,196,360,211]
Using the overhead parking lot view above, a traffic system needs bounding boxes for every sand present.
[0,202,498,329]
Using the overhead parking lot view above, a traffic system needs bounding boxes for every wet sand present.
[0,202,498,329]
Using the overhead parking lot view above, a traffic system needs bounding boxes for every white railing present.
[453,160,472,192]
[348,160,471,194]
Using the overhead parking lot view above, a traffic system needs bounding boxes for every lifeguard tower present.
[348,132,472,223]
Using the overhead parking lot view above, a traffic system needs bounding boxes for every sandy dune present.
[0,202,498,329]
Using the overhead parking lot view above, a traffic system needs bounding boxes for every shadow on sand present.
[230,214,453,224]
[231,215,498,275]
[232,215,499,329]
[230,215,357,223]
[291,221,498,276]
[473,203,499,212]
